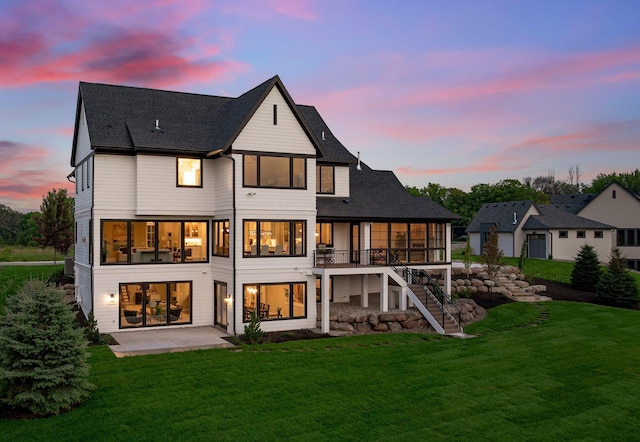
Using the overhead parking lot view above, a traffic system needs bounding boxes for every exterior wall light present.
[224,294,233,305]
[109,293,116,304]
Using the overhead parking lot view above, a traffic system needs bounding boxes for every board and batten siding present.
[233,87,317,156]
[135,155,215,216]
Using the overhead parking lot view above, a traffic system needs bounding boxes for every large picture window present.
[243,282,306,322]
[119,281,192,328]
[213,220,230,257]
[243,220,305,257]
[316,222,333,246]
[370,222,446,264]
[177,158,202,187]
[243,153,306,189]
[101,220,208,264]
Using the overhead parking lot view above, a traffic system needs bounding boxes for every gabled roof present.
[549,193,596,214]
[522,204,613,230]
[466,201,536,233]
[317,163,458,221]
[71,75,324,165]
[297,105,357,164]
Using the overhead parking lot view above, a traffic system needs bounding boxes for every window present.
[594,231,603,239]
[273,104,277,125]
[577,231,586,239]
[618,229,640,247]
[243,220,306,256]
[213,220,230,257]
[177,158,202,187]
[243,282,306,321]
[370,222,446,263]
[316,222,333,246]
[243,153,306,189]
[316,165,335,194]
[119,281,192,328]
[316,277,333,302]
[101,220,208,264]
[612,190,617,199]
[559,231,568,238]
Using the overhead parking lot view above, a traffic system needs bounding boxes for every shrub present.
[597,248,640,308]
[570,244,601,291]
[242,310,263,344]
[0,279,93,416]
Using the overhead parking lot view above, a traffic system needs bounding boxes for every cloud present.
[0,0,247,89]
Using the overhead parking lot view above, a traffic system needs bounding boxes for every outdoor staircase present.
[381,251,462,335]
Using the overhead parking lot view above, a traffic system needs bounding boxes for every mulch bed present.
[531,277,604,305]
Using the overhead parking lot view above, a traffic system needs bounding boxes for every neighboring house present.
[573,182,640,270]
[70,75,460,336]
[467,200,614,262]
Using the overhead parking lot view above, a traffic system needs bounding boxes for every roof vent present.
[343,198,350,204]
[154,119,161,131]
[321,130,326,141]
[513,212,518,224]
[356,151,362,171]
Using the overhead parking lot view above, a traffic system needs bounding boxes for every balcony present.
[314,248,445,267]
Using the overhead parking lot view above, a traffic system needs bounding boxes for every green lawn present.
[1,301,639,440]
[0,245,73,262]
[0,265,63,310]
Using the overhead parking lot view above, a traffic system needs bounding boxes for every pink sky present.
[1,0,639,211]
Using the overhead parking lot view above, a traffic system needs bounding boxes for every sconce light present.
[109,293,116,304]
[224,294,232,305]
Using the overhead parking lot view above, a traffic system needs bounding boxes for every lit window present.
[316,165,334,194]
[243,154,306,189]
[177,158,202,187]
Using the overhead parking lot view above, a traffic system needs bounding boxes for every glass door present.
[350,223,360,263]
[214,281,228,327]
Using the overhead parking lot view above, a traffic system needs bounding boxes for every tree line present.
[406,169,640,226]
[0,189,74,260]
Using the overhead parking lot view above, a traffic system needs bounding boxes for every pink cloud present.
[603,71,640,83]
[270,0,318,21]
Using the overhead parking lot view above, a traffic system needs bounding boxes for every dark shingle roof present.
[297,105,357,164]
[466,201,535,233]
[549,194,596,214]
[72,76,324,164]
[317,163,458,221]
[522,205,614,230]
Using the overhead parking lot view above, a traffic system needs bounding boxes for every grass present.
[0,245,73,262]
[452,249,640,287]
[0,301,639,440]
[0,265,63,311]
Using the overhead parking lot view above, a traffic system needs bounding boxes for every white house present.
[70,76,460,336]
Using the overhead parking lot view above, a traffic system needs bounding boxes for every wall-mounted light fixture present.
[109,293,116,304]
[224,294,233,305]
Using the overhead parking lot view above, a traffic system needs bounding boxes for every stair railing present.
[383,252,461,331]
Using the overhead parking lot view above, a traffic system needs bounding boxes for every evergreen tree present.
[570,244,601,291]
[0,279,93,416]
[597,248,640,308]
[34,188,74,264]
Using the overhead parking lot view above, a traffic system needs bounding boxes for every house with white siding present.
[467,200,615,263]
[70,75,460,336]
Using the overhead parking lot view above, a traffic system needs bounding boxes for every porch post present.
[380,272,388,312]
[321,272,330,333]
[361,274,369,308]
[399,286,407,310]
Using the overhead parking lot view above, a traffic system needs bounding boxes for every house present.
[70,75,460,336]
[571,182,640,270]
[467,200,614,262]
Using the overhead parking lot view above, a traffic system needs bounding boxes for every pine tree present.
[597,248,640,308]
[570,244,601,291]
[0,279,93,416]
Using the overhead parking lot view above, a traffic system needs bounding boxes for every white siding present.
[497,233,515,257]
[75,263,92,317]
[92,264,213,333]
[74,103,93,164]
[94,155,136,213]
[550,229,614,263]
[333,166,350,197]
[135,156,216,216]
[578,183,640,261]
[233,88,316,155]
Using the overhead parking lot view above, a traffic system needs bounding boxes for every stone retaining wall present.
[328,298,486,334]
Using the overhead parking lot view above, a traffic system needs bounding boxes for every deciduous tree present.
[34,188,74,263]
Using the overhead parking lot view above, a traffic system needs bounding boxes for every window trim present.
[213,220,230,257]
[559,230,568,239]
[119,280,193,329]
[316,164,335,194]
[176,157,203,188]
[242,282,307,322]
[576,230,586,239]
[243,219,306,257]
[242,152,307,190]
[101,219,209,265]
[369,222,446,264]
[594,230,603,239]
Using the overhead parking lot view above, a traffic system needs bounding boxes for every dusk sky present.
[1,0,639,212]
